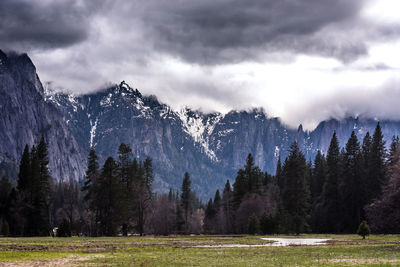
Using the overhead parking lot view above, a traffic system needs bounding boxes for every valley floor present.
[0,234,399,266]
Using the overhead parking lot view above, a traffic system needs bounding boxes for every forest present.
[0,123,398,236]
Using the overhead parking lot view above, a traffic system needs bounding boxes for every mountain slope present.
[0,50,86,182]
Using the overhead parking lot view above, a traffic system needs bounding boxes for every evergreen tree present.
[0,176,12,220]
[362,132,372,165]
[233,169,247,209]
[365,149,400,234]
[26,145,40,235]
[7,188,25,236]
[36,136,51,235]
[117,144,133,186]
[214,190,221,209]
[181,172,192,233]
[95,157,122,236]
[204,198,216,233]
[117,144,132,236]
[321,132,341,233]
[366,123,387,202]
[310,151,326,203]
[276,157,283,190]
[82,148,100,202]
[357,220,370,239]
[17,145,30,192]
[247,213,260,235]
[174,200,185,234]
[340,131,364,232]
[233,154,263,209]
[388,136,399,167]
[222,180,234,234]
[259,212,277,235]
[281,142,309,234]
[135,157,154,236]
[246,154,263,195]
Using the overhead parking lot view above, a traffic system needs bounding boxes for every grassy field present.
[0,234,399,266]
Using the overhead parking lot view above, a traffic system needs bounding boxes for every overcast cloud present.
[1,0,400,129]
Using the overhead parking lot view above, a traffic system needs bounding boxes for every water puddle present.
[195,238,330,248]
[261,238,330,246]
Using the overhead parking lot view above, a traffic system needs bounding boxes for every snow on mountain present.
[176,108,224,161]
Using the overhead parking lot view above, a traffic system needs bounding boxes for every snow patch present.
[218,129,234,137]
[100,93,113,107]
[89,118,98,148]
[176,108,224,161]
[132,97,152,119]
[274,146,280,158]
[68,94,79,112]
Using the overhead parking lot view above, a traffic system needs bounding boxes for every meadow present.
[0,234,399,266]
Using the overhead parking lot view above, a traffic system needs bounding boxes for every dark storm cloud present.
[137,0,368,64]
[0,0,103,50]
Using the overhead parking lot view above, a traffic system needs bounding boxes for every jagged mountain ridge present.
[46,82,228,196]
[46,81,400,200]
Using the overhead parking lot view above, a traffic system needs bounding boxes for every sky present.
[1,0,400,129]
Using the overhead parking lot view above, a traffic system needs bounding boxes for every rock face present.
[0,50,86,182]
[3,50,400,199]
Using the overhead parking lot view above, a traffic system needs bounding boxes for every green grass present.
[0,235,399,266]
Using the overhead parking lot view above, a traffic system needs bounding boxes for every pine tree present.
[362,132,372,164]
[340,131,364,232]
[247,213,260,235]
[95,157,122,236]
[0,176,12,220]
[135,157,154,236]
[233,169,247,209]
[117,144,132,236]
[174,201,185,234]
[310,151,326,203]
[222,180,234,234]
[26,145,40,235]
[17,145,31,192]
[276,157,283,190]
[181,172,192,233]
[36,136,51,235]
[82,148,99,202]
[259,212,277,235]
[233,154,263,209]
[281,142,309,234]
[321,132,341,233]
[117,143,132,186]
[245,154,263,195]
[357,220,370,239]
[367,123,387,202]
[388,136,399,167]
[204,198,215,233]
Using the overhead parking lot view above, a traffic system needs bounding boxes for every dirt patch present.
[327,258,400,265]
[0,254,104,267]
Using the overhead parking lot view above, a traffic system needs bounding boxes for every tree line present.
[203,122,400,235]
[0,122,399,236]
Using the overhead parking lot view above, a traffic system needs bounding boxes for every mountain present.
[45,81,400,199]
[0,50,86,182]
[45,82,228,196]
[3,50,400,200]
